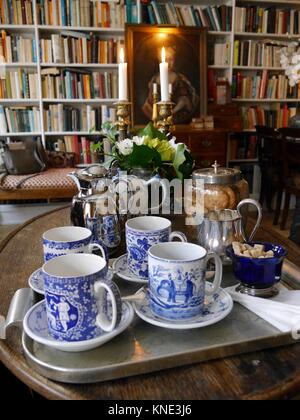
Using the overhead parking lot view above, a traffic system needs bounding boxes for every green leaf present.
[173,144,194,180]
[126,144,162,170]
[138,122,168,141]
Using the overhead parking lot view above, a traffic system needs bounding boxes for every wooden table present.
[1,207,300,400]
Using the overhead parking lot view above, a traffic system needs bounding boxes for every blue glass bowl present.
[226,242,287,290]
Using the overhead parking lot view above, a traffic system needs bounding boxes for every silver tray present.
[10,261,298,384]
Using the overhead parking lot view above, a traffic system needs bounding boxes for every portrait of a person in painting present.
[142,44,200,124]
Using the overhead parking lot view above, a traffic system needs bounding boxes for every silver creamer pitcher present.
[198,199,263,261]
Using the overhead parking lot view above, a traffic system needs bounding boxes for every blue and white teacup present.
[148,242,223,321]
[43,226,108,262]
[43,254,123,341]
[126,216,187,280]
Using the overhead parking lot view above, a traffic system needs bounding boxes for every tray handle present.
[0,288,35,339]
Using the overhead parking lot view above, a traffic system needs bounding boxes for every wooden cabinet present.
[173,127,228,168]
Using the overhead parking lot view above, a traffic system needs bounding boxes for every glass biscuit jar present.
[190,161,249,214]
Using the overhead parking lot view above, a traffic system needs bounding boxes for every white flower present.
[132,136,145,146]
[116,139,133,156]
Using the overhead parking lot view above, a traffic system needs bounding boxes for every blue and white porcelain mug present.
[126,216,187,280]
[43,226,108,262]
[148,242,223,321]
[43,254,123,341]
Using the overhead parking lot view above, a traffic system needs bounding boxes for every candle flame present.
[120,48,125,64]
[162,47,166,63]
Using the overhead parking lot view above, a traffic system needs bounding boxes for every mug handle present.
[94,279,123,332]
[88,241,109,262]
[170,231,187,242]
[205,252,223,297]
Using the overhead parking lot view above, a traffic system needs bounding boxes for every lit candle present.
[153,83,158,95]
[160,47,169,102]
[118,48,128,101]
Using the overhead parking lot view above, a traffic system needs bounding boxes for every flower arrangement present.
[280,42,300,87]
[93,122,194,180]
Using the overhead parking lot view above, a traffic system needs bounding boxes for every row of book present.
[241,105,297,130]
[235,6,300,34]
[40,33,124,64]
[0,106,40,133]
[41,68,118,99]
[233,40,281,68]
[0,70,38,99]
[0,0,34,25]
[37,0,125,28]
[56,136,103,165]
[0,31,37,63]
[213,43,231,66]
[232,71,299,100]
[229,136,258,161]
[132,1,232,31]
[43,104,116,132]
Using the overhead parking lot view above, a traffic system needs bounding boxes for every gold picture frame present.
[126,24,208,127]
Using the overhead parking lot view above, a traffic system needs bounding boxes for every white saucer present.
[113,254,148,284]
[133,286,233,330]
[23,300,134,352]
[28,268,44,295]
[28,267,114,295]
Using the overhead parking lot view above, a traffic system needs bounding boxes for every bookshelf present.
[1,0,300,170]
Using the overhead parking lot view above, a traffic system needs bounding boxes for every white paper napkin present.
[226,284,300,337]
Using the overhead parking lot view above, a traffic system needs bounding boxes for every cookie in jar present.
[191,161,249,214]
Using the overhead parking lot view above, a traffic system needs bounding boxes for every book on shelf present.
[229,134,258,161]
[37,0,125,28]
[1,106,40,133]
[44,104,116,132]
[0,105,7,134]
[41,68,118,99]
[233,40,281,68]
[213,42,230,66]
[0,69,38,99]
[0,31,37,63]
[241,104,297,130]
[126,1,232,30]
[235,6,300,34]
[51,135,105,165]
[232,71,300,100]
[40,33,124,64]
[0,0,34,25]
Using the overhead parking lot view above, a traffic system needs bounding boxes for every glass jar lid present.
[192,161,242,185]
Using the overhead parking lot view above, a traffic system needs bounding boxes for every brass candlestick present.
[114,101,131,141]
[152,92,159,127]
[157,101,174,135]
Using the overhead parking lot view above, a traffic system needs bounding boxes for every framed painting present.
[126,25,207,126]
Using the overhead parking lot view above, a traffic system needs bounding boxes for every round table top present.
[1,207,300,400]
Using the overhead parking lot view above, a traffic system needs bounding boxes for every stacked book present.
[0,106,40,133]
[0,70,38,99]
[40,32,124,64]
[232,71,299,100]
[241,104,297,129]
[213,42,231,66]
[233,40,281,68]
[0,0,34,25]
[41,68,118,99]
[44,104,116,132]
[127,1,232,31]
[0,31,37,63]
[235,6,300,34]
[37,0,125,28]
